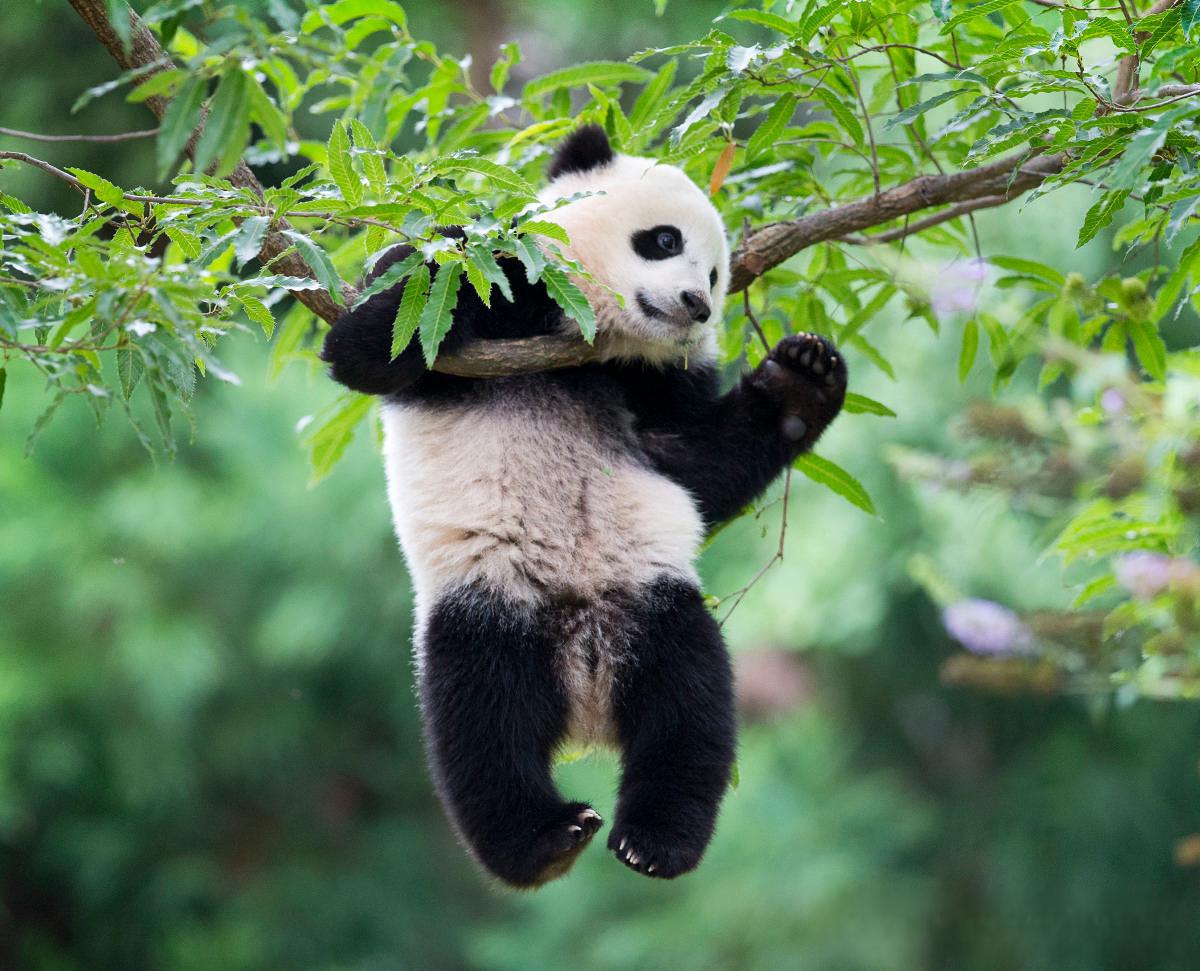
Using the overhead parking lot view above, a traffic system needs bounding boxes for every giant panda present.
[321,125,847,888]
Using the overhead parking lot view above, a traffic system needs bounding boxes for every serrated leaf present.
[1129,321,1167,380]
[436,157,537,196]
[709,141,736,196]
[231,216,269,268]
[511,235,547,282]
[327,121,363,207]
[392,263,429,359]
[747,93,796,161]
[126,67,185,103]
[350,119,387,195]
[959,316,979,381]
[794,453,877,516]
[842,392,896,417]
[303,392,373,485]
[300,0,407,33]
[542,264,596,342]
[524,61,652,99]
[248,76,289,153]
[238,294,275,337]
[518,220,570,245]
[193,69,250,177]
[721,9,796,33]
[465,258,493,307]
[418,262,463,365]
[353,251,424,308]
[65,167,128,209]
[886,88,967,128]
[1077,190,1129,246]
[117,346,143,399]
[812,88,864,148]
[470,247,514,302]
[940,0,1020,31]
[988,256,1064,285]
[1183,0,1200,38]
[282,231,344,305]
[157,75,205,179]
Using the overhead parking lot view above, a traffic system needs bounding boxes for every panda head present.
[538,125,729,364]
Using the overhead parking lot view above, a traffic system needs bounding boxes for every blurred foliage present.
[4,1,1200,968]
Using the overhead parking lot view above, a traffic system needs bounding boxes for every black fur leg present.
[607,577,736,879]
[748,332,848,454]
[420,585,601,888]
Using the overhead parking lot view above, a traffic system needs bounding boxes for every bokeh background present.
[3,3,1200,969]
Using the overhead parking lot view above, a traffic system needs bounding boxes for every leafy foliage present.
[1,0,1198,694]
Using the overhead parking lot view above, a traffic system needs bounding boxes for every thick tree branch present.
[68,0,1068,379]
[727,151,1065,292]
[1113,0,1181,104]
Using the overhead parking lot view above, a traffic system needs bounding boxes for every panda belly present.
[380,389,704,608]
[379,387,704,740]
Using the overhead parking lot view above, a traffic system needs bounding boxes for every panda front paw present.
[749,333,848,449]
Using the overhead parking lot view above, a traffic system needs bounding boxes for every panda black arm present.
[630,334,848,529]
[320,241,564,396]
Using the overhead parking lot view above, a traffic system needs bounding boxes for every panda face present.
[538,129,729,363]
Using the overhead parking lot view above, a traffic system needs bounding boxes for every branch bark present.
[70,0,1068,379]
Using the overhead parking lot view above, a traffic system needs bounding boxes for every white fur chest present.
[380,383,703,622]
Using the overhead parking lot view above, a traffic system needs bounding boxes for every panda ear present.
[547,124,615,181]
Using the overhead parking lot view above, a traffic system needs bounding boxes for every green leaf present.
[518,220,570,246]
[1077,190,1129,247]
[464,258,493,307]
[542,264,596,342]
[353,251,424,308]
[65,167,130,211]
[303,392,374,485]
[721,9,796,33]
[812,88,864,148]
[886,88,967,129]
[107,0,132,54]
[126,67,185,103]
[156,75,205,179]
[392,263,429,359]
[843,392,896,417]
[117,346,143,399]
[282,231,344,305]
[959,317,979,381]
[237,294,275,337]
[193,69,250,177]
[230,216,269,268]
[524,61,653,100]
[629,60,678,132]
[1129,321,1167,380]
[327,121,363,207]
[418,262,463,366]
[794,454,878,516]
[470,247,514,302]
[988,256,1064,286]
[511,235,547,282]
[747,93,796,162]
[930,0,953,21]
[300,0,407,33]
[940,0,1020,32]
[1183,0,1200,38]
[248,76,290,153]
[436,157,537,196]
[350,119,387,195]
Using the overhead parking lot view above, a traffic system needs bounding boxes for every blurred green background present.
[4,3,1200,969]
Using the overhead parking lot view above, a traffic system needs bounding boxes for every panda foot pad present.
[770,332,847,392]
[530,805,603,884]
[607,823,704,880]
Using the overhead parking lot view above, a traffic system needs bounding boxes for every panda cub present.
[321,126,847,888]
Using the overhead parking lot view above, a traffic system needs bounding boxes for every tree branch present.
[68,0,1068,379]
[0,125,159,143]
[68,0,347,327]
[1113,0,1182,104]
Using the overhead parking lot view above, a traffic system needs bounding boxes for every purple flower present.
[1114,552,1173,600]
[943,599,1033,655]
[931,259,988,315]
[1100,388,1126,417]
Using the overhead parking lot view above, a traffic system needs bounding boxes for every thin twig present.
[718,466,793,626]
[0,125,159,143]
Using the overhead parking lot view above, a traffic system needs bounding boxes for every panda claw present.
[568,825,582,834]
[619,838,627,852]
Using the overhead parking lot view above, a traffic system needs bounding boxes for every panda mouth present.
[636,292,688,328]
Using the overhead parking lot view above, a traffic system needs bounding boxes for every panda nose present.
[680,290,711,322]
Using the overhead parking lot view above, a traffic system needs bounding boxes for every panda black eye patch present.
[632,225,684,260]
[709,267,718,288]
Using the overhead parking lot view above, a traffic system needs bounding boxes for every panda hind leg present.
[420,584,602,889]
[608,577,736,879]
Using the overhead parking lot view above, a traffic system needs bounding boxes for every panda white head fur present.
[537,126,729,365]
